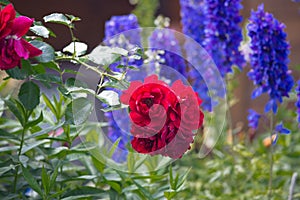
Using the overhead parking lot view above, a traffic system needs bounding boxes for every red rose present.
[121,75,204,159]
[0,4,42,70]
[0,4,15,40]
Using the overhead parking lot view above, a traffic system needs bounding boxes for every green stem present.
[13,125,27,193]
[268,113,274,199]
[225,76,234,146]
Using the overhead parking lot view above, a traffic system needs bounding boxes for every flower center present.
[143,98,154,107]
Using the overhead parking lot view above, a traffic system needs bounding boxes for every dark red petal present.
[21,39,42,57]
[11,16,33,37]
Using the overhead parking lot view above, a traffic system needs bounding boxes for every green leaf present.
[30,25,50,38]
[164,190,177,200]
[43,13,71,26]
[0,146,19,153]
[0,129,18,140]
[61,187,106,200]
[6,60,34,80]
[21,140,48,154]
[108,137,121,158]
[65,98,92,125]
[0,0,10,5]
[25,122,64,140]
[88,45,128,66]
[42,94,58,118]
[25,112,43,129]
[65,14,81,22]
[97,90,120,106]
[18,81,40,110]
[0,97,4,117]
[42,61,60,71]
[33,74,62,84]
[0,165,15,176]
[63,42,88,57]
[41,166,50,194]
[132,180,154,200]
[5,99,25,126]
[21,165,43,197]
[30,40,55,63]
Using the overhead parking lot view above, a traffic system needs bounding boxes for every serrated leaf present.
[21,165,43,197]
[18,81,40,110]
[6,60,34,80]
[30,40,55,63]
[88,45,128,66]
[43,13,71,26]
[97,90,120,106]
[33,74,62,84]
[63,42,88,57]
[30,25,50,38]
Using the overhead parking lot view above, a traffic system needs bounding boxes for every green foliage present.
[132,0,159,27]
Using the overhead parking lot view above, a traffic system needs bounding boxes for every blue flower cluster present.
[180,0,206,44]
[247,109,261,130]
[203,0,245,76]
[247,4,294,113]
[104,14,141,47]
[296,80,300,124]
[180,0,215,111]
[148,28,187,81]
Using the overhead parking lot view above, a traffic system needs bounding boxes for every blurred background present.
[8,0,300,130]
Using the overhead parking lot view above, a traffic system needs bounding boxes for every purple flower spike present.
[247,4,294,113]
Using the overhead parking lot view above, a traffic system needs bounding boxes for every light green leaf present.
[30,40,55,63]
[88,45,128,65]
[63,42,88,57]
[61,187,106,200]
[25,112,43,129]
[0,98,4,117]
[30,25,50,38]
[43,13,71,26]
[97,90,120,106]
[41,167,50,194]
[21,140,48,154]
[21,165,43,197]
[0,146,19,153]
[18,81,40,110]
[65,98,92,125]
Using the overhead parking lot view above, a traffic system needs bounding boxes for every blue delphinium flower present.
[247,4,294,113]
[180,0,215,111]
[295,80,300,124]
[247,109,261,130]
[272,122,290,145]
[148,28,187,80]
[104,14,141,47]
[203,0,245,76]
[180,0,206,44]
[104,14,143,75]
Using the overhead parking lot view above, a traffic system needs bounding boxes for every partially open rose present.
[0,4,42,70]
[121,75,204,159]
